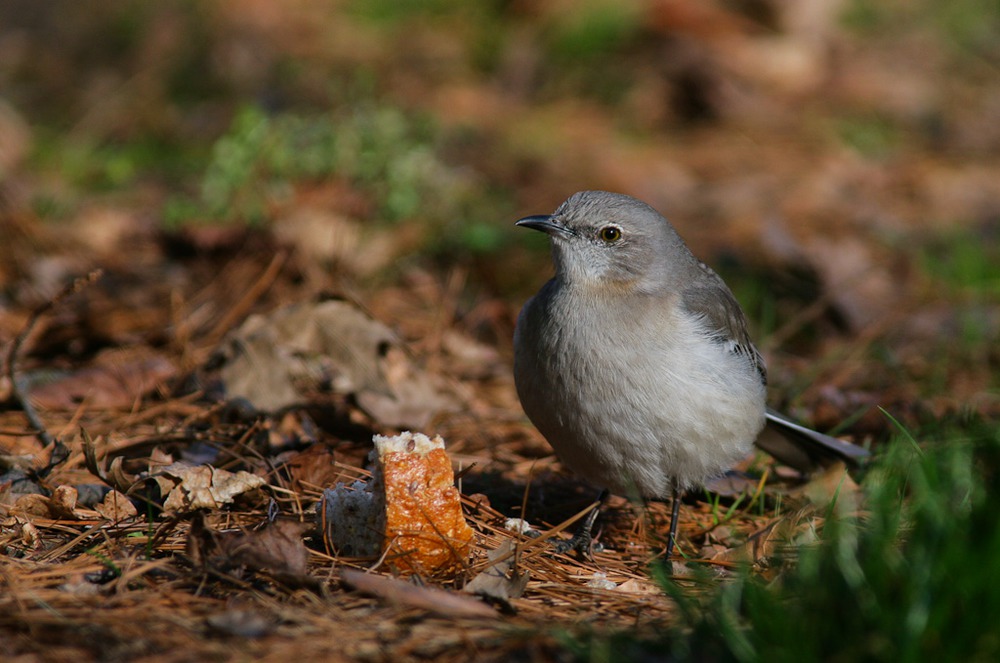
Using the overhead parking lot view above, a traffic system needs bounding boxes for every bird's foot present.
[550,490,608,560]
[552,530,605,559]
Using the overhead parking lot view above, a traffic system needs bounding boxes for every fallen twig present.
[341,568,497,618]
[3,269,102,462]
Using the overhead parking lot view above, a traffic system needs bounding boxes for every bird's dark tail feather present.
[754,408,870,474]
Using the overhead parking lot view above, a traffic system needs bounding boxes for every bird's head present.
[516,191,690,294]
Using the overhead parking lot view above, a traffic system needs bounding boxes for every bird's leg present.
[665,485,682,559]
[554,489,609,559]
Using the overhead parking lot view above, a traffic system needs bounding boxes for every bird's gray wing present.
[680,264,767,384]
[681,265,869,473]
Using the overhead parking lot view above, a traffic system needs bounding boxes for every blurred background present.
[1,0,998,433]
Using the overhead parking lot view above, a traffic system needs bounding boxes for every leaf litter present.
[0,265,840,658]
[0,169,902,662]
[3,2,997,659]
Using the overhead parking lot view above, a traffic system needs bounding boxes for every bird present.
[512,191,868,558]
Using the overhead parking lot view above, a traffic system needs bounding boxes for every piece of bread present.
[320,432,474,576]
[374,432,474,575]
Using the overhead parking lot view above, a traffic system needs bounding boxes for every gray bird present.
[513,191,868,557]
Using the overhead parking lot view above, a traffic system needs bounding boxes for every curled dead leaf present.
[0,516,41,550]
[158,463,267,513]
[11,494,51,518]
[11,485,100,520]
[186,514,315,588]
[50,485,84,519]
[82,429,138,493]
[94,490,138,521]
[463,540,529,612]
[84,430,266,514]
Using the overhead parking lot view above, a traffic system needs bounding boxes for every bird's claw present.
[552,531,604,559]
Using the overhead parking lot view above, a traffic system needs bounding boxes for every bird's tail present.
[754,408,870,474]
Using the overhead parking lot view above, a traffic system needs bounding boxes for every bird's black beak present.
[515,215,574,237]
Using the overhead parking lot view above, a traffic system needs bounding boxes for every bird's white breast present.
[514,286,766,497]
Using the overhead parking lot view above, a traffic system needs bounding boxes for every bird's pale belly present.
[518,310,766,497]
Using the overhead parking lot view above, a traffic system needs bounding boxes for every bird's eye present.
[598,225,622,243]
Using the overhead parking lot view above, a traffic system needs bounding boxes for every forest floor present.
[1,1,998,660]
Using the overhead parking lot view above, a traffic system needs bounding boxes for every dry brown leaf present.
[281,444,359,494]
[28,354,176,410]
[158,463,267,513]
[10,493,51,518]
[586,573,618,590]
[615,578,663,595]
[803,235,897,332]
[710,518,784,564]
[215,299,458,428]
[217,299,393,409]
[703,471,759,497]
[243,520,312,577]
[10,485,99,520]
[82,430,139,493]
[0,453,35,472]
[85,432,267,514]
[355,345,458,429]
[0,516,41,550]
[187,515,313,583]
[802,462,862,514]
[463,540,529,609]
[50,485,84,519]
[94,489,137,521]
